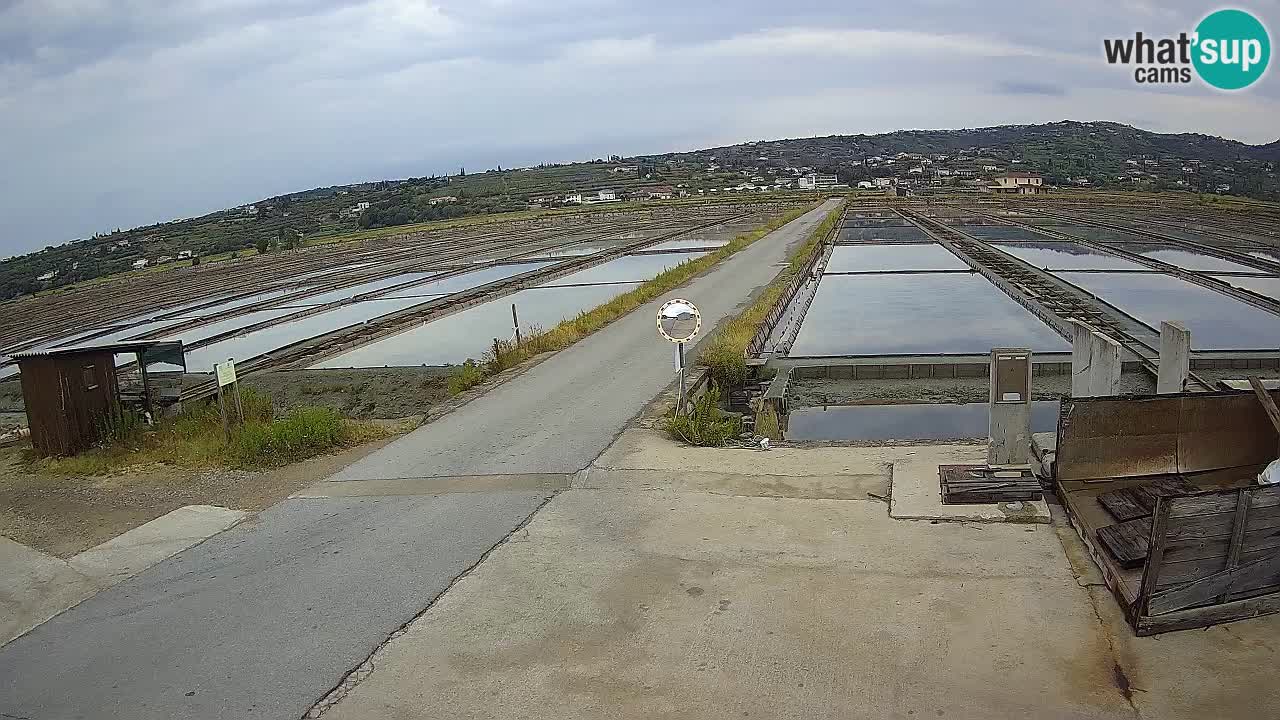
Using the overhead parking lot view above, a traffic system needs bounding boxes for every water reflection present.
[790,274,1069,356]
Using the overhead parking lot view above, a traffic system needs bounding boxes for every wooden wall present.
[19,351,121,456]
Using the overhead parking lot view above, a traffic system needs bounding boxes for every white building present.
[873,177,893,188]
[856,180,874,189]
[797,173,839,190]
[132,259,149,269]
[562,192,583,204]
[427,196,458,205]
[989,172,1045,194]
[177,250,194,259]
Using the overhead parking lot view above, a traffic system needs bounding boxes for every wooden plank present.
[1248,376,1280,436]
[1167,486,1280,517]
[1148,552,1280,615]
[1097,487,1151,522]
[1218,490,1254,602]
[1136,591,1280,635]
[1164,504,1280,543]
[1097,476,1197,522]
[1097,518,1152,569]
[1137,497,1173,616]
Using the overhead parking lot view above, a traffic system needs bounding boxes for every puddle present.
[184,297,427,371]
[379,262,556,299]
[643,238,729,251]
[787,401,1060,442]
[160,288,304,319]
[989,241,1149,271]
[825,243,968,272]
[1055,271,1280,350]
[838,226,929,242]
[161,307,302,347]
[789,273,1069,356]
[954,225,1045,242]
[311,282,639,368]
[1132,248,1262,274]
[538,252,706,287]
[275,272,439,307]
[1209,275,1280,302]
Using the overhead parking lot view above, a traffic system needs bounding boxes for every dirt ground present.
[0,367,445,558]
[0,432,407,558]
[240,367,454,419]
[2,367,455,423]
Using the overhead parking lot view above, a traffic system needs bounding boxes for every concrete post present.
[989,348,1032,466]
[1072,321,1122,397]
[1157,321,1191,394]
[1087,331,1122,397]
[1071,321,1093,397]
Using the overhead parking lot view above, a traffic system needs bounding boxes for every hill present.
[2,120,1277,302]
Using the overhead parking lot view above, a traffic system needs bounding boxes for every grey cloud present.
[0,0,1277,256]
[996,81,1069,96]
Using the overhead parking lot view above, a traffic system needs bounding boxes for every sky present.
[1,0,1278,256]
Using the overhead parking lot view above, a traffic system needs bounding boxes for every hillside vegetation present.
[4,120,1278,301]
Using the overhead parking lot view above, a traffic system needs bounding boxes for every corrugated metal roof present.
[8,340,184,360]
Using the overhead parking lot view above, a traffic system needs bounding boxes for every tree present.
[255,237,271,254]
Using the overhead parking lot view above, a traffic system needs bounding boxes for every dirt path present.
[0,433,405,558]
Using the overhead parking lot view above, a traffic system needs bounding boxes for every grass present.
[28,388,390,475]
[446,203,818,394]
[699,202,844,389]
[664,388,742,446]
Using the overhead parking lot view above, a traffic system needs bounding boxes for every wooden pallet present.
[939,464,1042,505]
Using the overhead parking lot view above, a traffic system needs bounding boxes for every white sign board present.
[214,360,237,387]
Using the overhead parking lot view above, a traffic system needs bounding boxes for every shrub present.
[230,406,351,466]
[665,389,742,447]
[448,360,486,394]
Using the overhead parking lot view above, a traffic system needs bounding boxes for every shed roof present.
[8,340,184,361]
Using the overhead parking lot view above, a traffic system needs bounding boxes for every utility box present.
[989,348,1032,465]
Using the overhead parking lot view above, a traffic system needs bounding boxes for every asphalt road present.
[330,198,841,480]
[0,199,839,720]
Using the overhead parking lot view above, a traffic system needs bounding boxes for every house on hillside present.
[427,196,458,205]
[797,173,839,190]
[989,171,1045,195]
[132,259,149,269]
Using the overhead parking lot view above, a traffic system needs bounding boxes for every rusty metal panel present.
[1056,396,1180,481]
[1178,391,1280,474]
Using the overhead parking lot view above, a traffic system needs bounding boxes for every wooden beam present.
[1248,376,1280,436]
[1217,489,1254,603]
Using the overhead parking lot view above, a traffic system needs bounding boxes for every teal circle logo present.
[1193,9,1270,90]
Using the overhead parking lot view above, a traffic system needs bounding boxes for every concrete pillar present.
[989,348,1032,466]
[1157,321,1191,394]
[1072,320,1122,397]
[1071,321,1093,397]
[1087,331,1122,397]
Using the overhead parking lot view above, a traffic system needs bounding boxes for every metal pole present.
[511,303,522,345]
[678,342,686,414]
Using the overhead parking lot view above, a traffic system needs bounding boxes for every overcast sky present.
[1,0,1278,256]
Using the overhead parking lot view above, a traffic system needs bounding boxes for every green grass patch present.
[664,388,742,446]
[446,204,817,394]
[28,388,391,475]
[699,202,844,389]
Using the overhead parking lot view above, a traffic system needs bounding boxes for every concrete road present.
[321,429,1280,720]
[0,200,840,720]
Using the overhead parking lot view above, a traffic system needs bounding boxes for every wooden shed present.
[10,340,185,457]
